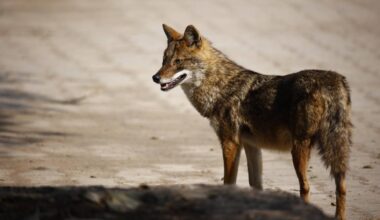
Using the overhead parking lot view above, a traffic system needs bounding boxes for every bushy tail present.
[317,78,352,176]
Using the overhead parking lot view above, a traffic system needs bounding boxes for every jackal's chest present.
[181,84,218,118]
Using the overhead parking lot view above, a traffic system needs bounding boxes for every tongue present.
[161,83,170,90]
[161,83,170,89]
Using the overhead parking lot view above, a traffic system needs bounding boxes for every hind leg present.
[291,139,311,202]
[334,172,346,220]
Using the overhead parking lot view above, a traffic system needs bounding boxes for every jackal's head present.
[153,24,207,91]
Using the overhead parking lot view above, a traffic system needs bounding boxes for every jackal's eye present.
[174,59,182,65]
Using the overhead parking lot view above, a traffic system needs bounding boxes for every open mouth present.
[160,74,187,91]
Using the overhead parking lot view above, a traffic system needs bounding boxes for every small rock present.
[90,175,96,178]
[105,191,141,211]
[331,202,336,206]
[150,136,159,140]
[85,191,105,204]
[139,184,149,189]
[362,165,373,169]
[33,167,49,171]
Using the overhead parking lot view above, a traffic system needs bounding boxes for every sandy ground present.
[0,0,379,219]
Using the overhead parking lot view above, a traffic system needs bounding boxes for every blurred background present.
[0,0,379,219]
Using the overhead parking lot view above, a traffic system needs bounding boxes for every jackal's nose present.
[152,74,161,83]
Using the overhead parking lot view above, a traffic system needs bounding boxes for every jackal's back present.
[240,70,352,172]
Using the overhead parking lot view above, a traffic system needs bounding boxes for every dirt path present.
[0,0,379,219]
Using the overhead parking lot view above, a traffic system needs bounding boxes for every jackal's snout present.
[152,73,161,83]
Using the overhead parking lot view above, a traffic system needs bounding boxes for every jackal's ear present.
[163,24,181,42]
[184,25,201,47]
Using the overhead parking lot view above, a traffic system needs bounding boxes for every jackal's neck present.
[181,43,250,118]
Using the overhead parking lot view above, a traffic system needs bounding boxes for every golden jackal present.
[153,24,352,220]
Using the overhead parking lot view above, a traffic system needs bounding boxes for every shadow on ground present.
[0,72,76,147]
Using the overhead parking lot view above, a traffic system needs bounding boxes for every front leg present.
[222,139,242,184]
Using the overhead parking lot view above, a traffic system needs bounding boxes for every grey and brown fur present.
[153,24,352,220]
